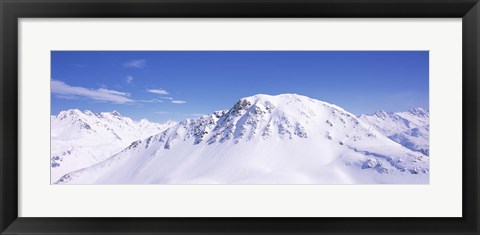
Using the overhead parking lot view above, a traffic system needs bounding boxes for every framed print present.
[49,50,431,185]
[1,0,479,234]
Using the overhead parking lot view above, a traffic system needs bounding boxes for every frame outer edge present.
[463,2,480,234]
[475,4,480,234]
[0,0,4,230]
[1,0,480,234]
[477,4,480,234]
[1,1,20,234]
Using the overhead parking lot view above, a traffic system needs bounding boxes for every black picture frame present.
[1,0,479,234]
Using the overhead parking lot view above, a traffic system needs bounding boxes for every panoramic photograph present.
[50,51,429,184]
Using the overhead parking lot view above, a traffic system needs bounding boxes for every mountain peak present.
[235,94,331,111]
[111,110,122,116]
[372,110,390,119]
[146,93,374,148]
[99,110,123,118]
[228,94,315,119]
[83,110,95,116]
[68,109,82,114]
[56,109,83,119]
[408,108,429,117]
[240,93,311,103]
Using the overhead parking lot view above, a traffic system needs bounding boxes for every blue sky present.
[51,51,429,122]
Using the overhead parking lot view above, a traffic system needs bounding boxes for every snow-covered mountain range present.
[358,108,429,155]
[50,109,175,183]
[53,94,429,185]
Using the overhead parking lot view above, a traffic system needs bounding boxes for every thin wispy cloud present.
[160,97,174,100]
[172,100,187,104]
[123,59,146,68]
[99,89,130,97]
[51,80,133,104]
[54,94,78,100]
[138,99,164,103]
[126,75,134,84]
[147,89,169,95]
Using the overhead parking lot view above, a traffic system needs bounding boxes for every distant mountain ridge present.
[53,94,429,185]
[50,109,176,183]
[358,108,429,155]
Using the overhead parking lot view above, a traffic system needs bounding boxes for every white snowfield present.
[50,109,176,183]
[53,94,429,185]
[358,108,430,155]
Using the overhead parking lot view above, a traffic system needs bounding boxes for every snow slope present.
[358,108,429,155]
[54,94,429,185]
[389,125,430,155]
[51,109,175,183]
